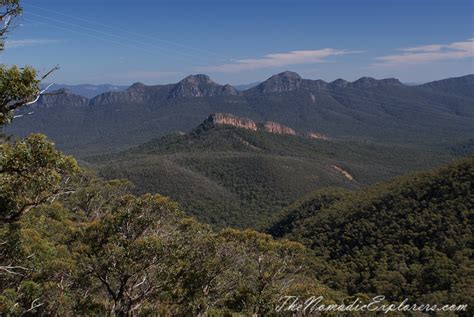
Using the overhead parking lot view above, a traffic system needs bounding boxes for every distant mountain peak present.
[255,71,303,93]
[330,78,349,88]
[352,77,378,87]
[275,71,302,79]
[352,77,403,88]
[181,74,214,84]
[168,74,238,98]
[127,82,147,92]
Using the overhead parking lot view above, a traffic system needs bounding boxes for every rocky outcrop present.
[306,132,330,140]
[332,165,355,181]
[263,121,296,135]
[168,74,239,98]
[204,113,297,136]
[202,113,332,141]
[205,113,257,131]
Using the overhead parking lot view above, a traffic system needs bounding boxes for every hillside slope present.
[88,113,455,228]
[267,157,474,308]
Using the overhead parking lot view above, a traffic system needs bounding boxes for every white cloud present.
[372,38,474,67]
[197,48,360,73]
[4,39,60,49]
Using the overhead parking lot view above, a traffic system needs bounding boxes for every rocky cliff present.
[263,121,296,135]
[205,113,257,131]
[203,113,327,139]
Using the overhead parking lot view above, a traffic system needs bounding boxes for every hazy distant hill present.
[41,83,128,98]
[87,113,456,228]
[8,72,474,157]
[234,82,260,91]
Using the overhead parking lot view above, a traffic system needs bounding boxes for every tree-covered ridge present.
[268,157,474,311]
[89,121,454,228]
[0,135,343,315]
[266,187,352,237]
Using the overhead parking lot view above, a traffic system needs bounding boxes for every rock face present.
[168,74,239,98]
[306,132,330,140]
[203,113,331,140]
[332,165,355,181]
[263,121,296,135]
[35,89,89,108]
[205,113,257,131]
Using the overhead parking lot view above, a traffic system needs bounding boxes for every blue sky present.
[2,0,473,85]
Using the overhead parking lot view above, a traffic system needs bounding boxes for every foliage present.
[0,135,339,315]
[268,157,474,314]
[90,124,455,228]
[266,187,351,238]
[0,65,40,126]
[0,134,79,223]
[1,2,472,315]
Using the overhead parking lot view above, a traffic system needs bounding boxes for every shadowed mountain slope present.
[266,157,474,310]
[6,73,473,157]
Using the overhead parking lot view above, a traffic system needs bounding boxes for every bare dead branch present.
[0,264,30,276]
[6,65,60,112]
[24,298,43,313]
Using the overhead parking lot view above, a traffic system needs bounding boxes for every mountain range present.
[8,72,474,157]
